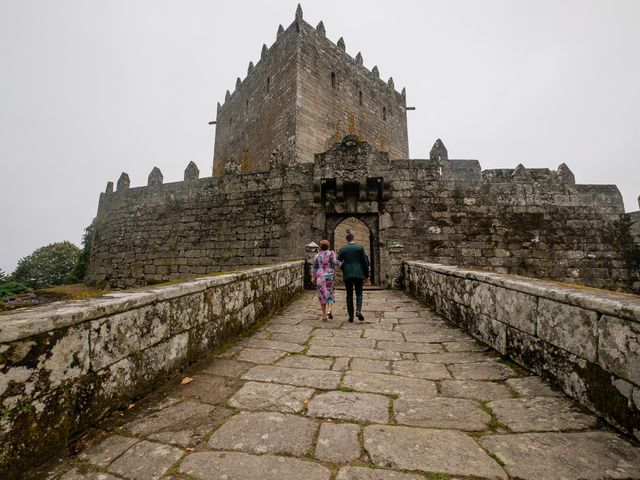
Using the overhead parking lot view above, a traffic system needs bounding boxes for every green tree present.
[12,241,81,289]
[69,221,95,283]
[0,268,6,283]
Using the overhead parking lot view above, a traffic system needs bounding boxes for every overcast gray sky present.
[1,0,639,274]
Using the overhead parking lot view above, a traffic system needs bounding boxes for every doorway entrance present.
[325,214,380,286]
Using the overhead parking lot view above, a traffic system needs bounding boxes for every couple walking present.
[311,231,369,322]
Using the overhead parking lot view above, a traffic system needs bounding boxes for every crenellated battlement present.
[218,5,405,112]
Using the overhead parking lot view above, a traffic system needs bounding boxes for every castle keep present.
[86,5,640,293]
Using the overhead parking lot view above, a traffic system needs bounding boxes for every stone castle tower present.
[213,5,408,175]
[86,5,640,292]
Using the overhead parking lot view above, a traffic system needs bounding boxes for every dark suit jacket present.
[337,243,369,280]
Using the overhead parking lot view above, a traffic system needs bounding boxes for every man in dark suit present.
[337,231,369,322]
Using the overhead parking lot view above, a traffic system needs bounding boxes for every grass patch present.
[425,473,450,480]
[337,386,354,392]
[499,357,520,371]
[488,452,506,467]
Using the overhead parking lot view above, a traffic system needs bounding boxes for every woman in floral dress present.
[312,240,341,321]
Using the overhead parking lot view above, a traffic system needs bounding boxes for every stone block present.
[228,381,314,413]
[90,305,171,371]
[315,423,361,464]
[481,431,640,480]
[307,391,389,423]
[180,451,331,480]
[364,425,507,479]
[207,411,317,456]
[537,298,599,362]
[107,440,183,480]
[598,315,640,385]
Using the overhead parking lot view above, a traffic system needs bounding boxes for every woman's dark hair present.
[320,239,330,251]
[346,233,354,242]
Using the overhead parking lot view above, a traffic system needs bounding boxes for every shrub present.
[69,221,95,283]
[12,241,81,289]
[0,281,30,298]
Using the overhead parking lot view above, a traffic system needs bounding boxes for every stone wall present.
[311,137,634,292]
[379,158,632,292]
[627,208,640,292]
[88,137,637,293]
[212,8,409,174]
[404,261,640,440]
[87,160,309,288]
[294,20,408,163]
[213,22,299,175]
[0,261,304,479]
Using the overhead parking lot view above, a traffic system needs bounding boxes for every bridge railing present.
[404,260,640,441]
[0,261,304,479]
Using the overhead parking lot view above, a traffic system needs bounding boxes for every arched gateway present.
[327,216,379,286]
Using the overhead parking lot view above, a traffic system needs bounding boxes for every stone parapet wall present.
[0,261,304,479]
[404,261,640,440]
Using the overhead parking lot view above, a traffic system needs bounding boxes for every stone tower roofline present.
[217,4,406,112]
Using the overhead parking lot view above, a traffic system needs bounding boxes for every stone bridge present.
[2,262,640,479]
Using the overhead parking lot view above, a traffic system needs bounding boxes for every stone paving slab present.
[351,357,390,373]
[311,337,377,349]
[392,360,451,380]
[364,425,508,479]
[448,361,516,380]
[200,358,253,378]
[404,332,470,343]
[170,374,241,405]
[313,328,364,338]
[107,440,183,480]
[307,390,389,423]
[416,351,495,363]
[315,423,361,463]
[270,331,310,344]
[180,451,331,480]
[332,357,350,371]
[235,347,287,364]
[443,339,489,352]
[207,411,317,456]
[308,345,402,360]
[394,396,491,431]
[343,371,437,396]
[125,400,230,447]
[363,329,404,341]
[481,431,640,479]
[242,364,341,389]
[336,467,426,480]
[241,338,305,353]
[505,375,563,397]
[228,381,315,413]
[78,435,138,467]
[488,396,599,432]
[276,354,333,370]
[60,469,121,480]
[266,324,313,334]
[376,341,444,354]
[440,379,513,400]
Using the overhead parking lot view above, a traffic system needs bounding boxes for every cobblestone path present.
[45,290,640,480]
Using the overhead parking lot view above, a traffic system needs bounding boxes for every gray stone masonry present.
[405,261,640,441]
[88,134,639,293]
[86,5,640,294]
[0,261,304,480]
[31,289,640,480]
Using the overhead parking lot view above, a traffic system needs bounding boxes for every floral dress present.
[312,250,341,304]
